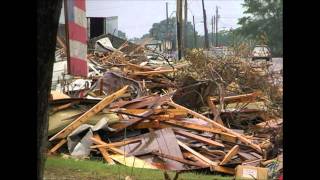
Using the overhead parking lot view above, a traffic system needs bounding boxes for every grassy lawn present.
[44,156,234,180]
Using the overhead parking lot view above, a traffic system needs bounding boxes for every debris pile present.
[48,39,282,179]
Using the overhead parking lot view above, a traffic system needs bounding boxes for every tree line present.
[136,0,282,56]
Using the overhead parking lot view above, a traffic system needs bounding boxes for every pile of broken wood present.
[48,85,282,177]
[48,44,282,179]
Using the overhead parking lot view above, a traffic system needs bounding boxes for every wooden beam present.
[183,152,235,174]
[131,120,170,130]
[161,120,236,138]
[90,136,127,155]
[93,134,115,165]
[168,101,262,153]
[48,139,67,154]
[207,97,224,126]
[151,151,206,167]
[90,139,142,148]
[173,128,224,148]
[130,69,177,76]
[177,140,218,166]
[209,91,261,104]
[211,166,235,174]
[49,86,128,141]
[112,110,155,133]
[114,108,187,116]
[220,133,238,143]
[219,145,239,165]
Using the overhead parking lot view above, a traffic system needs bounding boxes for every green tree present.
[237,0,283,56]
[148,17,199,49]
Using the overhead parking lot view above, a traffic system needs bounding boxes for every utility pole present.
[201,0,209,49]
[211,16,214,47]
[215,6,219,47]
[166,2,168,51]
[176,0,183,59]
[193,15,197,48]
[184,0,188,49]
[213,15,215,47]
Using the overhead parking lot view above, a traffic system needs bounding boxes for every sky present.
[86,0,245,39]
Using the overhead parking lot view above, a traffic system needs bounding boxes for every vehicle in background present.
[251,45,272,61]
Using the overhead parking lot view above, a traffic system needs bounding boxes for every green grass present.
[44,156,234,180]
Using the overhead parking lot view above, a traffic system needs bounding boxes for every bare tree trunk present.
[37,0,62,179]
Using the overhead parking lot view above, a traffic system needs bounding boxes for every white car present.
[251,45,272,61]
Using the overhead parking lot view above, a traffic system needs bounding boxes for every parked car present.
[251,45,272,61]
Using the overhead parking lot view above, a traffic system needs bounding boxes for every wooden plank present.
[209,91,261,104]
[211,166,235,175]
[130,69,177,76]
[49,86,128,141]
[173,129,225,148]
[250,152,263,159]
[112,96,170,132]
[161,120,236,139]
[48,139,67,154]
[177,140,218,166]
[207,97,224,126]
[242,159,262,166]
[238,152,257,161]
[220,145,240,165]
[93,134,115,165]
[220,133,238,143]
[168,101,262,153]
[131,121,168,129]
[90,136,127,155]
[112,110,155,133]
[90,139,142,148]
[151,151,206,168]
[183,151,235,175]
[115,108,187,116]
[120,128,186,171]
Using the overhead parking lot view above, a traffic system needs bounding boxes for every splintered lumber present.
[90,136,126,155]
[90,139,142,148]
[51,102,74,114]
[209,91,261,104]
[151,151,206,168]
[219,145,239,165]
[207,97,225,126]
[49,86,128,141]
[130,69,177,76]
[201,149,226,157]
[161,120,235,138]
[93,134,115,165]
[238,152,257,161]
[131,121,168,129]
[220,133,238,143]
[48,139,67,154]
[177,140,218,166]
[115,108,187,116]
[112,96,170,132]
[122,61,154,71]
[211,166,235,175]
[184,151,235,174]
[173,129,225,148]
[112,110,155,133]
[168,101,262,153]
